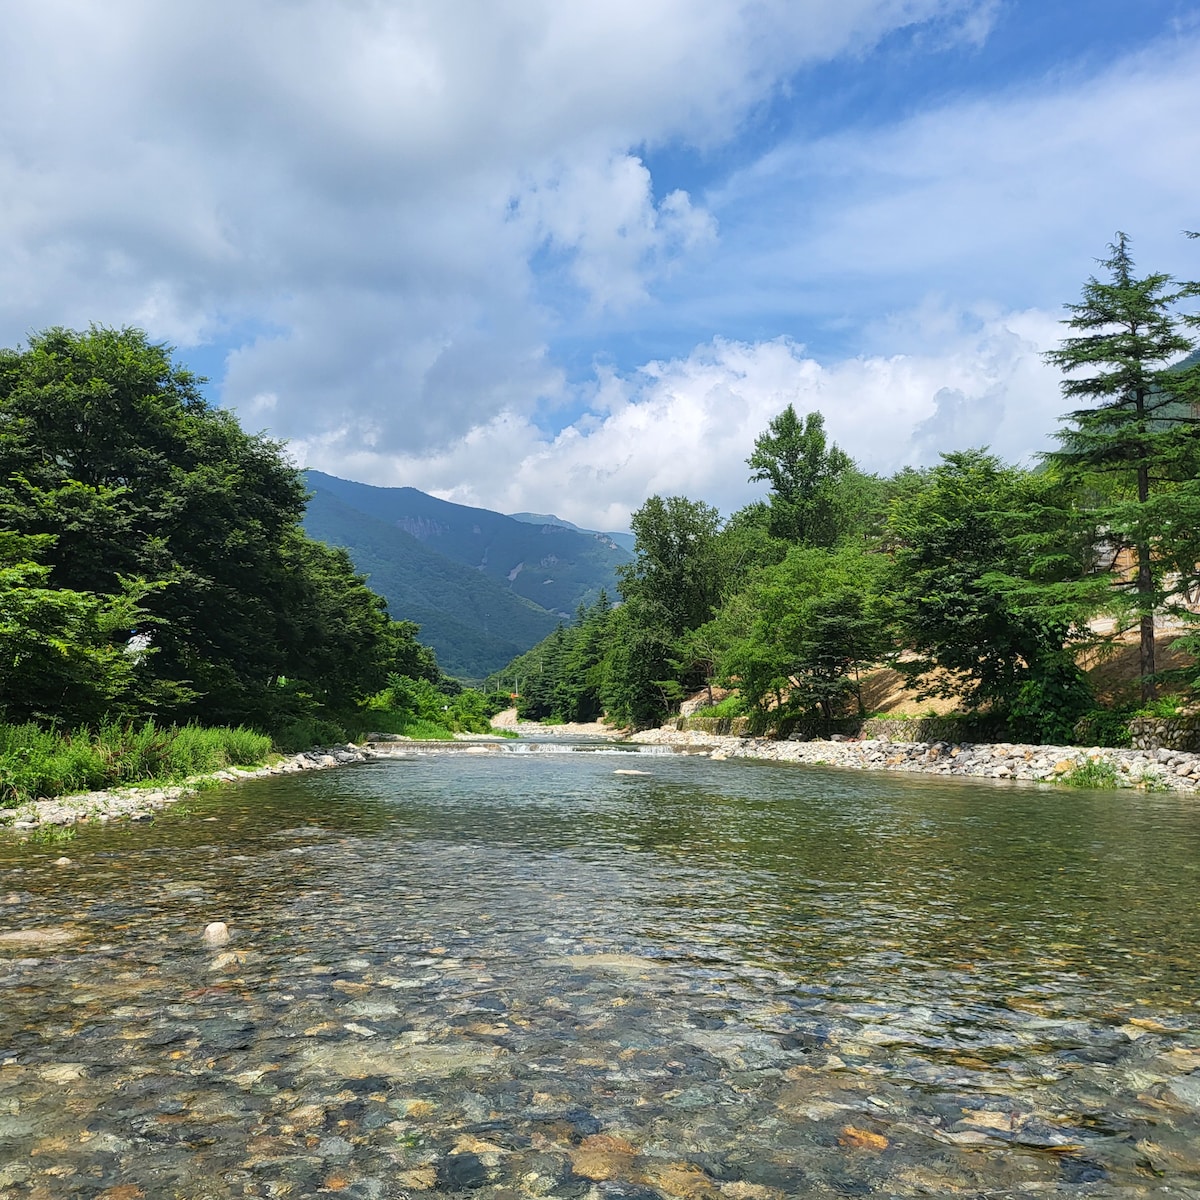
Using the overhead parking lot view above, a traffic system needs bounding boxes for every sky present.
[2,0,1199,530]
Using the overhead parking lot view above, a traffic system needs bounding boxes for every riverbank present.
[0,743,382,832]
[630,726,1200,791]
[489,707,620,738]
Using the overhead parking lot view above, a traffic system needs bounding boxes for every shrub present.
[700,693,745,719]
[1071,709,1133,749]
[1060,756,1120,789]
[0,721,273,807]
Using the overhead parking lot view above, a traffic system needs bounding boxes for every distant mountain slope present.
[302,486,560,679]
[305,471,630,615]
[509,511,637,554]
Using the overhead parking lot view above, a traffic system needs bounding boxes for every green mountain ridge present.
[301,487,560,678]
[301,472,631,679]
[508,511,637,553]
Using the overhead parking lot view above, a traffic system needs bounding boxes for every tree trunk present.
[1136,444,1155,701]
[1138,543,1156,701]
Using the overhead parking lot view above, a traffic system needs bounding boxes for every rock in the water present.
[1165,1074,1200,1112]
[203,921,230,947]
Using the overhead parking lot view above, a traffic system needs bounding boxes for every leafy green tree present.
[0,326,412,728]
[1044,233,1200,699]
[708,544,888,720]
[618,495,725,638]
[598,603,679,729]
[746,406,854,546]
[0,532,165,725]
[887,450,1096,738]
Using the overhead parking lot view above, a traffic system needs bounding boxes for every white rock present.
[203,921,231,947]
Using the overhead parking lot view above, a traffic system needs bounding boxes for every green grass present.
[0,720,273,808]
[391,718,456,740]
[1060,756,1121,789]
[698,694,745,719]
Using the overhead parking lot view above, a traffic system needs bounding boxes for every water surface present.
[2,749,1198,1198]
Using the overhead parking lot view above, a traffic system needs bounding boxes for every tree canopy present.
[1044,232,1200,697]
[0,326,432,732]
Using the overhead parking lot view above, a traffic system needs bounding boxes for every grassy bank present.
[0,720,274,808]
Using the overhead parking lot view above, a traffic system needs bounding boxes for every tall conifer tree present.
[1044,233,1200,699]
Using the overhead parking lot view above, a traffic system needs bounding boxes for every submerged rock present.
[202,921,231,947]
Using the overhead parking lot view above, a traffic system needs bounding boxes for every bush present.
[363,675,501,737]
[0,721,273,807]
[1060,756,1120,789]
[699,693,745,719]
[271,716,348,754]
[1071,708,1133,748]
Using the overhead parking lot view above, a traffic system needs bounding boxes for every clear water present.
[2,748,1198,1198]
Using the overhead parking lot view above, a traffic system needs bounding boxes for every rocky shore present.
[0,743,380,832]
[631,727,1200,792]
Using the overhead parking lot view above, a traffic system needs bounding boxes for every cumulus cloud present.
[0,0,996,457]
[296,305,1065,528]
[515,155,717,311]
[3,0,1195,526]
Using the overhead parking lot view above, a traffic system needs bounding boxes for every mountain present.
[301,472,632,679]
[509,511,637,554]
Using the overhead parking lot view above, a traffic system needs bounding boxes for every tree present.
[888,450,1097,738]
[746,406,854,546]
[1044,233,1200,699]
[598,603,679,729]
[0,326,408,727]
[0,532,170,725]
[708,544,888,721]
[618,495,725,638]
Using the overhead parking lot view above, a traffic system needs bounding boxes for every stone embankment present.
[631,728,1200,792]
[0,743,379,832]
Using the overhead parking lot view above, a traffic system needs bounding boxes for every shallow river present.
[2,745,1199,1199]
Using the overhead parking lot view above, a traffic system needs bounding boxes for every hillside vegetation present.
[494,234,1200,743]
[303,470,631,679]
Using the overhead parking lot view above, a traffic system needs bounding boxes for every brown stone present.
[643,1162,719,1199]
[839,1125,888,1151]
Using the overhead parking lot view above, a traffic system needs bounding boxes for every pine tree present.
[1044,233,1200,700]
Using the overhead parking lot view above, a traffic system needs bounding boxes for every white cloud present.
[707,34,1200,324]
[297,305,1065,528]
[515,155,717,311]
[0,0,996,457]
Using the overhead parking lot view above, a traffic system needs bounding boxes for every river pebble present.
[632,729,1200,791]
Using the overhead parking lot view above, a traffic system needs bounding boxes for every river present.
[1,743,1198,1198]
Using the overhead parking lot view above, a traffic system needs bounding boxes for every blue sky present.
[2,0,1198,527]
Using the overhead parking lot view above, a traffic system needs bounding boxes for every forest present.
[3,232,1198,807]
[491,235,1200,743]
[0,326,503,803]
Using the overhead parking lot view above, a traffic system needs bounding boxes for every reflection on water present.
[1,751,1198,1198]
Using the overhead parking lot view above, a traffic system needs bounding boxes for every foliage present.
[490,594,615,723]
[1059,756,1121,789]
[746,406,854,546]
[0,531,179,725]
[1071,708,1134,749]
[887,449,1098,735]
[0,326,428,733]
[1044,232,1200,699]
[695,693,745,719]
[0,720,272,807]
[364,673,502,737]
[704,544,889,721]
[618,496,725,639]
